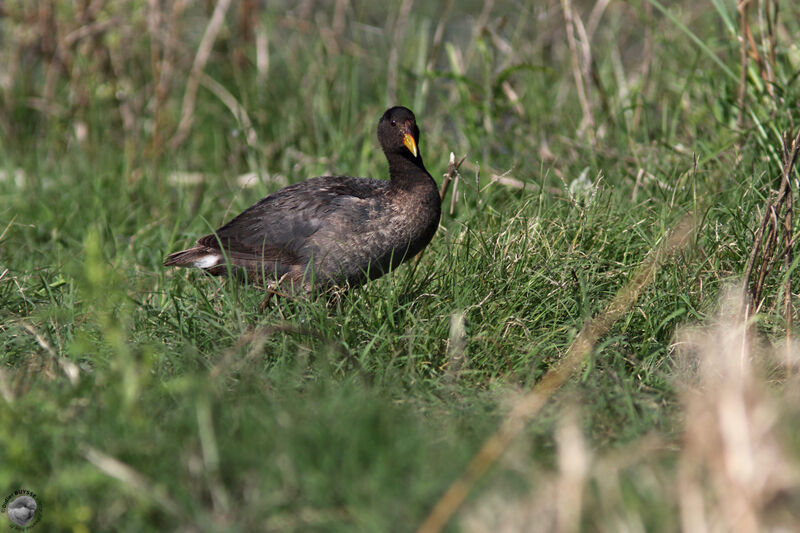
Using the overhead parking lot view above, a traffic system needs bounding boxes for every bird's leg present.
[259,287,294,311]
[258,276,293,312]
[259,290,274,312]
[324,285,348,310]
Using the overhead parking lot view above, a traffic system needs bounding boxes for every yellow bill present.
[403,132,418,158]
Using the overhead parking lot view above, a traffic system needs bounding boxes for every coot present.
[165,106,440,291]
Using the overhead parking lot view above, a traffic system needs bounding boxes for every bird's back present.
[175,174,438,287]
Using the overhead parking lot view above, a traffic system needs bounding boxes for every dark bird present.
[165,106,441,292]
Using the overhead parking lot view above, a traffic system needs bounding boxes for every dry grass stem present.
[255,20,269,84]
[783,131,796,348]
[737,0,752,130]
[199,72,258,149]
[416,217,696,533]
[459,409,592,533]
[632,0,654,130]
[675,287,800,532]
[485,172,537,192]
[444,311,468,383]
[20,321,79,385]
[761,0,778,88]
[84,445,181,516]
[417,0,452,105]
[737,0,780,130]
[449,169,459,216]
[743,129,800,326]
[555,409,588,533]
[561,0,595,141]
[585,0,610,42]
[439,152,466,204]
[631,168,645,202]
[0,368,14,405]
[148,0,187,157]
[170,0,233,149]
[385,0,414,105]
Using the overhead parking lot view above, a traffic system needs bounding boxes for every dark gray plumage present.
[164,106,440,290]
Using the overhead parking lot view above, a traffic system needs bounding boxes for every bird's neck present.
[386,152,433,189]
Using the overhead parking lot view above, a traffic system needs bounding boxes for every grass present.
[1,0,800,531]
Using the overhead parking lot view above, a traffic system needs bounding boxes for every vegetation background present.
[2,0,800,531]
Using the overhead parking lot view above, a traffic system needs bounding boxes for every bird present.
[164,106,441,294]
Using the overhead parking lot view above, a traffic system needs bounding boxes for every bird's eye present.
[391,119,397,126]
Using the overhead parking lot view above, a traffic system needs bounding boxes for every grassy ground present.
[2,1,800,531]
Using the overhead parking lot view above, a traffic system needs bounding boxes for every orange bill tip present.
[402,132,418,158]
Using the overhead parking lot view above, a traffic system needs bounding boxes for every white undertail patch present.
[193,254,220,269]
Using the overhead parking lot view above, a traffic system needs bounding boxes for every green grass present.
[2,1,800,531]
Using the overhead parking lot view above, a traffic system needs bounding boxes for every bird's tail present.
[164,246,223,270]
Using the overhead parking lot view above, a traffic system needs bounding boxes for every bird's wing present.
[197,176,387,263]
